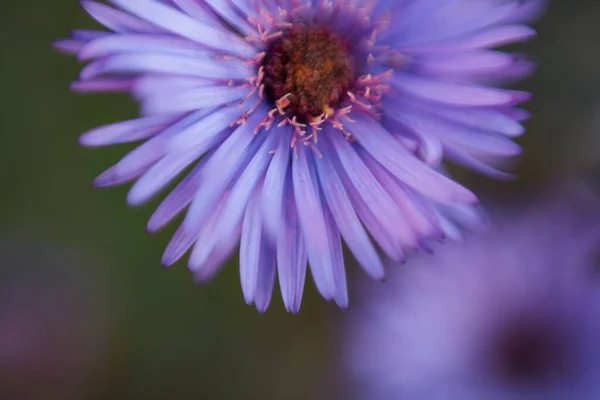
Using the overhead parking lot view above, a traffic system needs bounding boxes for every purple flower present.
[343,184,600,398]
[55,0,542,312]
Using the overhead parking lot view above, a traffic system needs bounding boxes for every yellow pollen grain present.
[323,104,335,117]
[293,64,312,84]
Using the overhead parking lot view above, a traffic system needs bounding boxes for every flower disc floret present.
[262,26,355,122]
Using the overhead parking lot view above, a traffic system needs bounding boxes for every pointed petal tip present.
[92,171,115,188]
[255,303,270,314]
[161,254,177,268]
[146,219,162,234]
[146,212,167,234]
[77,48,94,62]
[52,40,78,55]
[286,306,301,315]
[78,132,97,147]
[512,91,533,104]
[460,189,480,205]
[163,239,194,269]
[50,39,64,49]
[145,222,158,234]
[283,297,302,314]
[69,81,84,93]
[335,297,349,309]
[371,269,386,282]
[126,188,151,208]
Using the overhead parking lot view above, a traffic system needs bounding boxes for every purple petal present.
[315,139,385,280]
[70,78,135,93]
[358,147,443,241]
[141,85,249,116]
[387,108,522,157]
[202,0,254,36]
[82,1,164,33]
[94,108,212,187]
[253,241,276,314]
[329,132,420,250]
[333,155,405,262]
[276,189,308,313]
[53,40,86,55]
[126,129,227,206]
[183,111,267,231]
[292,146,336,301]
[211,132,279,243]
[392,73,530,107]
[169,0,221,28]
[190,225,241,283]
[322,204,348,308]
[261,128,292,240]
[78,33,207,61]
[347,115,478,204]
[132,75,212,100]
[162,192,229,267]
[443,146,516,180]
[79,115,174,147]
[167,106,243,153]
[147,158,206,232]
[239,190,262,305]
[416,51,518,77]
[387,98,525,137]
[403,25,537,53]
[80,53,251,82]
[109,0,255,57]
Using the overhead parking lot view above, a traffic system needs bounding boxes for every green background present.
[0,1,599,398]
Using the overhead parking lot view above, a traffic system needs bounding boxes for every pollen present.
[262,25,356,123]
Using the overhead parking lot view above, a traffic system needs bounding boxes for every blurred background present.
[0,1,599,399]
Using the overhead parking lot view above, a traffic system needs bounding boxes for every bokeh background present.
[0,1,599,399]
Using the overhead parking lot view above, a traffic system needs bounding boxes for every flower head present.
[343,184,600,398]
[55,0,542,312]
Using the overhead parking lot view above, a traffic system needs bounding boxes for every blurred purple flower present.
[343,183,600,399]
[55,0,542,312]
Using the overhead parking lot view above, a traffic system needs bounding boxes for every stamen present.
[231,3,397,154]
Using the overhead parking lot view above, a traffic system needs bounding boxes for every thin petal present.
[347,115,477,204]
[276,187,308,313]
[261,128,292,239]
[82,1,164,33]
[322,204,348,308]
[254,241,277,314]
[109,0,255,57]
[392,73,530,107]
[80,53,251,82]
[78,34,206,60]
[79,115,174,147]
[141,85,250,116]
[315,140,385,280]
[292,147,335,300]
[239,190,262,304]
[183,110,267,231]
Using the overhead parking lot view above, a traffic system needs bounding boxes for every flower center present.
[262,25,355,123]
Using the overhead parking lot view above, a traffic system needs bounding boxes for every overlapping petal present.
[56,0,543,311]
